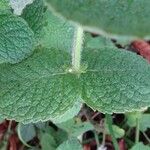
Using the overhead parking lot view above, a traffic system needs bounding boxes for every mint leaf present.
[57,118,93,137]
[0,14,34,64]
[46,0,150,38]
[127,112,150,132]
[0,47,80,123]
[130,142,150,150]
[106,124,125,139]
[42,125,68,145]
[17,123,36,147]
[40,132,57,150]
[56,138,82,150]
[139,114,150,132]
[126,112,142,127]
[40,10,75,53]
[0,0,10,13]
[51,100,82,124]
[21,0,46,41]
[81,47,150,113]
[84,33,115,49]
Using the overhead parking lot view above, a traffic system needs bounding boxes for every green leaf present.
[10,0,33,15]
[56,138,82,150]
[0,14,34,64]
[51,100,82,124]
[126,112,142,127]
[17,123,36,147]
[130,142,150,150]
[21,0,46,41]
[57,118,93,137]
[40,132,57,150]
[1,23,150,123]
[0,47,80,123]
[84,33,115,50]
[140,114,150,132]
[127,112,150,132]
[81,47,150,113]
[40,10,75,53]
[0,0,10,13]
[42,125,68,145]
[46,0,150,38]
[106,124,125,139]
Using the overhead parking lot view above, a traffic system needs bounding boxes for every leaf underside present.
[0,14,34,64]
[46,0,150,38]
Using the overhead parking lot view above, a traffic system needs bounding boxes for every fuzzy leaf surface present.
[40,11,75,53]
[0,0,10,13]
[21,0,45,41]
[0,14,34,64]
[0,47,80,123]
[81,47,150,113]
[46,0,150,38]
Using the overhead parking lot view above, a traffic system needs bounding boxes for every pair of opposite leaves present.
[1,0,150,123]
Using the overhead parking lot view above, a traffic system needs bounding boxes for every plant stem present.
[72,25,84,72]
[102,119,106,146]
[106,114,119,150]
[7,120,12,134]
[94,130,100,147]
[135,117,140,144]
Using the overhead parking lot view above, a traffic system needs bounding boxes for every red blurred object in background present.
[132,40,150,63]
[118,139,126,150]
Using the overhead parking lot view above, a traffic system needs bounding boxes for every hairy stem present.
[106,114,119,150]
[72,25,84,72]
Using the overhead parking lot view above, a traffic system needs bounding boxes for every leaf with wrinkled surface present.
[0,47,80,123]
[81,47,150,113]
[21,0,46,41]
[0,14,34,64]
[0,0,10,13]
[46,0,150,38]
[52,100,82,124]
[1,29,150,122]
